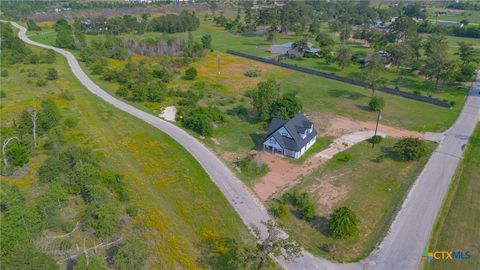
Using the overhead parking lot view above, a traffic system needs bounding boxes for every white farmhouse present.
[263,113,317,159]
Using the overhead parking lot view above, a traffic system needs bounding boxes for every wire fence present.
[226,50,452,108]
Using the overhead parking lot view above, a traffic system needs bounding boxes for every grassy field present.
[26,20,471,135]
[272,138,436,262]
[427,8,480,24]
[422,125,480,270]
[0,45,254,269]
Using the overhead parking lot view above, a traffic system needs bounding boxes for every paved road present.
[12,21,480,270]
[363,74,480,270]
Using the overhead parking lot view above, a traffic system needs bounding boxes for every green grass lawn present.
[423,125,480,270]
[272,138,436,262]
[427,8,480,24]
[0,45,254,269]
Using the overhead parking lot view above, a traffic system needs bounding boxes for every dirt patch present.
[253,151,326,201]
[307,173,350,214]
[211,137,220,145]
[310,112,423,139]
[222,151,239,161]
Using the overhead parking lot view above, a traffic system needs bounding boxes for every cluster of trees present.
[0,181,60,269]
[247,79,303,121]
[1,100,61,175]
[73,14,148,35]
[447,1,480,10]
[1,104,148,269]
[110,61,167,103]
[176,91,225,136]
[273,191,359,239]
[149,11,200,33]
[0,22,47,65]
[55,18,80,49]
[417,19,480,38]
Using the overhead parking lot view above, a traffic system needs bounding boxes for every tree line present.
[72,11,199,36]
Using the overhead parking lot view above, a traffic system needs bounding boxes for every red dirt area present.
[312,113,423,139]
[253,152,326,201]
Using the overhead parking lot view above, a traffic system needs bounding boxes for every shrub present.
[413,90,421,96]
[5,141,30,167]
[63,117,79,129]
[126,205,139,217]
[394,137,427,161]
[336,152,352,162]
[237,156,269,178]
[374,154,385,163]
[38,156,67,183]
[329,206,358,238]
[45,68,58,80]
[1,70,8,77]
[36,79,47,87]
[60,90,74,100]
[274,203,288,218]
[83,200,121,237]
[0,91,6,98]
[228,105,249,118]
[244,69,261,77]
[368,96,385,111]
[290,191,312,209]
[183,113,212,136]
[302,203,315,221]
[368,135,383,144]
[113,237,148,270]
[40,99,61,131]
[183,67,197,80]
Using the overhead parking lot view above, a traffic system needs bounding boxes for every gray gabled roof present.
[264,113,317,152]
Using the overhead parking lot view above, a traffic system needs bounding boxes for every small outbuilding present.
[263,113,317,159]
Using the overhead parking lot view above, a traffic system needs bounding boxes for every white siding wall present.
[264,136,283,152]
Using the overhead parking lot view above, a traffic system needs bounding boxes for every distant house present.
[361,50,393,67]
[263,113,317,159]
[269,42,320,57]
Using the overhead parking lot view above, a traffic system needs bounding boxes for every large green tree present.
[361,55,386,96]
[249,79,281,121]
[456,42,479,66]
[334,46,352,70]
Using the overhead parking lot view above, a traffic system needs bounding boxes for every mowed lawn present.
[424,125,480,270]
[273,138,436,262]
[0,46,253,269]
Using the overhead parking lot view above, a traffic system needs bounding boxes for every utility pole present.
[372,110,381,148]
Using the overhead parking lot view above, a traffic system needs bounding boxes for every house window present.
[269,138,276,144]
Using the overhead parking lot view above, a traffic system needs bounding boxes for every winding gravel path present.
[11,21,480,270]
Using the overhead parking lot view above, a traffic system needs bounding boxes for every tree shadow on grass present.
[250,132,266,150]
[315,63,339,73]
[195,237,238,270]
[290,208,331,237]
[328,89,366,100]
[355,104,372,112]
[380,146,400,161]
